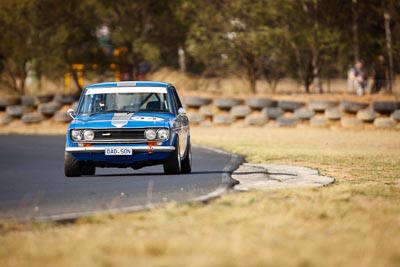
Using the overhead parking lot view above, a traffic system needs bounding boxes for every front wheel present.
[181,143,192,174]
[64,152,82,177]
[163,140,181,174]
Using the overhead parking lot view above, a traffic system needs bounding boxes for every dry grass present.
[0,127,400,267]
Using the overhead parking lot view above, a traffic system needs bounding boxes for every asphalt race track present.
[0,135,242,221]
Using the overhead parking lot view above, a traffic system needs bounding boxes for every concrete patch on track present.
[232,163,334,191]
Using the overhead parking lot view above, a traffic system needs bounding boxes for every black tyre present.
[54,94,77,105]
[276,117,298,127]
[262,107,284,119]
[372,101,400,115]
[37,94,54,104]
[181,143,192,174]
[163,140,181,174]
[213,114,234,125]
[247,97,277,110]
[82,165,96,176]
[374,118,396,128]
[38,102,61,117]
[278,100,305,111]
[183,96,212,108]
[309,101,338,112]
[64,152,82,177]
[21,96,37,108]
[230,105,252,118]
[214,98,243,111]
[6,105,25,118]
[340,101,369,114]
[21,113,44,124]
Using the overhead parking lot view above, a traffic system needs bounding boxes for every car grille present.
[92,129,146,143]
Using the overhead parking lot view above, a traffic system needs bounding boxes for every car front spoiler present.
[66,145,175,153]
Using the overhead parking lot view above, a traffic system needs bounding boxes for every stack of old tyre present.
[0,94,79,126]
[183,96,400,129]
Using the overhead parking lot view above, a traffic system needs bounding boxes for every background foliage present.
[0,0,399,94]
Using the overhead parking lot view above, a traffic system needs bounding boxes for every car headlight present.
[83,130,95,141]
[157,129,169,141]
[145,129,157,140]
[71,130,83,141]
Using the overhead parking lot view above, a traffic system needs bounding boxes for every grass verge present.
[0,127,399,267]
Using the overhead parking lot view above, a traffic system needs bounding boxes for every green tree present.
[184,0,288,93]
[97,0,185,79]
[0,0,37,95]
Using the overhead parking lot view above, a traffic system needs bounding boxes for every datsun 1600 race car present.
[64,81,191,177]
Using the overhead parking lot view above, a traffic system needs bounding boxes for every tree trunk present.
[312,52,323,93]
[246,65,257,94]
[71,69,83,93]
[352,0,360,62]
[384,7,394,92]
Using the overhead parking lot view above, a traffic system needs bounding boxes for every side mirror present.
[178,107,187,115]
[67,109,75,119]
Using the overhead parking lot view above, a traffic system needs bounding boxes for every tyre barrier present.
[294,108,315,120]
[276,117,298,127]
[309,101,338,112]
[0,96,21,110]
[187,113,205,124]
[392,110,400,121]
[21,96,37,108]
[38,102,62,117]
[310,116,329,127]
[372,101,400,115]
[54,94,77,105]
[356,109,376,122]
[213,114,235,125]
[199,105,214,117]
[244,114,268,126]
[214,98,243,111]
[37,94,54,104]
[262,107,284,119]
[6,105,25,118]
[183,96,212,108]
[325,108,342,120]
[278,100,305,111]
[247,97,277,110]
[340,101,369,114]
[0,98,7,110]
[1,94,399,130]
[21,113,45,124]
[340,117,362,128]
[0,114,12,125]
[374,118,396,128]
[230,105,252,118]
[53,110,73,123]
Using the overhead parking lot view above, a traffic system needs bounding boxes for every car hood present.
[71,112,173,129]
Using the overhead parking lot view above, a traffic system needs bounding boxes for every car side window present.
[171,88,183,113]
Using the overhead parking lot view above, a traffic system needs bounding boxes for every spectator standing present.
[348,59,368,95]
[371,54,389,94]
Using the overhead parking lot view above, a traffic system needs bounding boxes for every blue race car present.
[64,81,191,177]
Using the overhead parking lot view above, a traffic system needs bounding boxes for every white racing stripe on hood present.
[111,113,134,128]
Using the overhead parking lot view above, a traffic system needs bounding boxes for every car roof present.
[86,81,171,89]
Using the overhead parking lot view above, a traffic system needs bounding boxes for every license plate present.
[105,148,133,156]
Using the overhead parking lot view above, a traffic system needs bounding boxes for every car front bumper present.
[66,145,175,153]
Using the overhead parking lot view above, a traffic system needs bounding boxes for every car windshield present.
[78,88,173,115]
